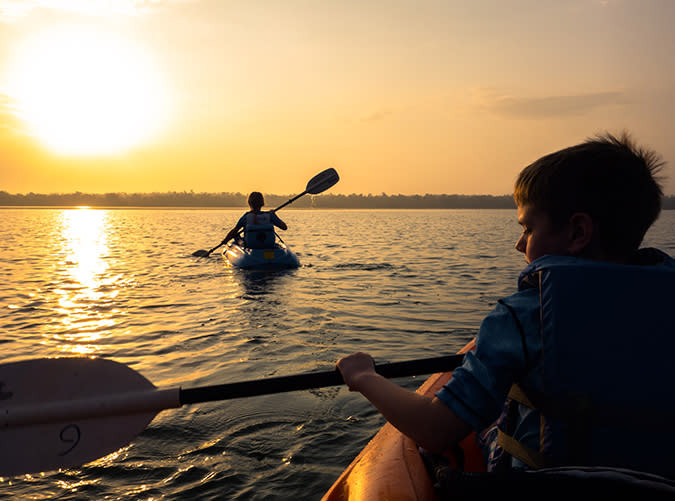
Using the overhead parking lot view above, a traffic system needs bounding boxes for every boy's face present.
[515,205,572,263]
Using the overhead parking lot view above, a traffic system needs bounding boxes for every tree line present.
[1,191,674,209]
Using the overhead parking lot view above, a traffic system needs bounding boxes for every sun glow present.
[6,26,170,156]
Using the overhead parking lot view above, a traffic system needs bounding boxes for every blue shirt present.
[435,287,543,458]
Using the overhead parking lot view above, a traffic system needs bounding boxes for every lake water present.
[1,208,673,500]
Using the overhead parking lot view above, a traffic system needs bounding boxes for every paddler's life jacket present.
[244,211,275,249]
[495,252,675,478]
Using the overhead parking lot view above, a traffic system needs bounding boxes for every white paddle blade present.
[0,358,178,477]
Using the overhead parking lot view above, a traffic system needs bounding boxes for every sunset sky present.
[1,0,674,196]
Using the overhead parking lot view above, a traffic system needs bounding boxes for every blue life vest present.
[244,212,275,249]
[496,253,675,478]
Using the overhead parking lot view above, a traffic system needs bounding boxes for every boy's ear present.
[567,212,594,254]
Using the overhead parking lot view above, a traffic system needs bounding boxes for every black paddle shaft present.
[179,354,464,405]
[273,191,307,212]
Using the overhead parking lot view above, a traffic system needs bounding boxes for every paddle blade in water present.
[0,358,178,477]
[306,168,339,195]
[192,249,211,257]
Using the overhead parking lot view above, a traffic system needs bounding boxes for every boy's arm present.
[337,352,472,453]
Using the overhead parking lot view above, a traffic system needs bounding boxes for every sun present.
[6,26,170,156]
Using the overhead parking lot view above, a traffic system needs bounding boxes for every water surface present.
[1,208,672,499]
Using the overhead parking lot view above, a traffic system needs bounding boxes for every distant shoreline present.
[1,192,674,209]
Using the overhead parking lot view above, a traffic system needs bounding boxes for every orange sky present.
[1,0,674,196]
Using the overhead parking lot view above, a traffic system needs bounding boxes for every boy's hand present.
[336,352,377,392]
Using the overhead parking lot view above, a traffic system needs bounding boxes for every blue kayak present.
[223,241,300,269]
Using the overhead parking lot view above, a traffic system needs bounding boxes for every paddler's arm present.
[269,210,288,231]
[336,352,472,453]
[222,222,244,245]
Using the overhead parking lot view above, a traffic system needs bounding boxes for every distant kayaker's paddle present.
[192,240,227,258]
[0,352,461,477]
[273,167,340,212]
[192,168,340,257]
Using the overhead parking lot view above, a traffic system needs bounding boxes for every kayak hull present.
[322,339,483,501]
[223,241,300,269]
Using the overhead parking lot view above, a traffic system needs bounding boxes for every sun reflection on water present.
[49,208,116,356]
[64,209,108,287]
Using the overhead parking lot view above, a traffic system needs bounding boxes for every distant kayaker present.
[221,191,288,248]
[337,131,674,479]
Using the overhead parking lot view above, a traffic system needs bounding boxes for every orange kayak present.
[323,340,484,501]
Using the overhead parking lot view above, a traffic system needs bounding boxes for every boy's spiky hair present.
[514,131,665,258]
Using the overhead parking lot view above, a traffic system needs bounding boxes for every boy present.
[337,132,673,477]
[221,191,288,248]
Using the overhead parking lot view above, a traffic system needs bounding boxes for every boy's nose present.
[515,235,526,253]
